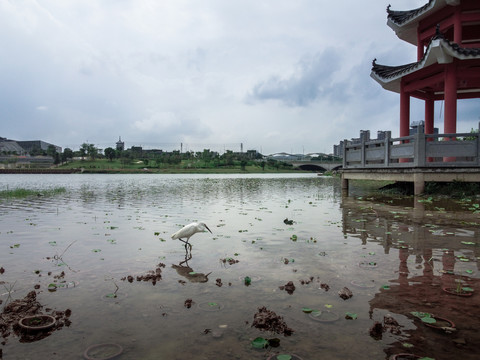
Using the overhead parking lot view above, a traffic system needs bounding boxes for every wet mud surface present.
[0,290,71,345]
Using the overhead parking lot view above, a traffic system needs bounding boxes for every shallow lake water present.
[0,174,479,360]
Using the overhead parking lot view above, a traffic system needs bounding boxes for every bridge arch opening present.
[297,164,327,172]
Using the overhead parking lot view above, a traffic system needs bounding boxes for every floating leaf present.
[302,308,313,313]
[276,355,292,360]
[381,285,390,290]
[461,241,475,245]
[324,304,333,309]
[402,343,414,348]
[244,276,251,285]
[251,337,268,349]
[345,312,357,320]
[290,235,297,241]
[421,317,436,324]
[48,241,57,246]
[411,311,436,324]
[47,283,57,291]
[91,249,101,253]
[462,287,474,292]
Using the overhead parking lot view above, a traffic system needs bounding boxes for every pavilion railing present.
[342,126,480,169]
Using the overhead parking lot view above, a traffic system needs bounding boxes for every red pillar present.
[425,98,434,134]
[444,62,457,135]
[425,97,435,162]
[400,82,410,137]
[400,81,410,163]
[417,28,424,61]
[444,62,457,162]
[454,7,462,45]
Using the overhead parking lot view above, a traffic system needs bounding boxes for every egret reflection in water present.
[171,248,212,283]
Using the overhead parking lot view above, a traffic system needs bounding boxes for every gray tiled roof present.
[372,29,480,80]
[387,1,434,25]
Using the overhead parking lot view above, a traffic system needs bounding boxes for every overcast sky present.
[1,0,479,155]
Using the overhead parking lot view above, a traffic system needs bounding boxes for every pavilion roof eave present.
[371,36,480,94]
[386,0,460,45]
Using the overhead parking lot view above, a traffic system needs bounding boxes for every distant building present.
[333,141,344,158]
[409,120,438,135]
[116,137,125,151]
[0,137,61,154]
[130,146,143,157]
[0,137,26,155]
[16,140,61,153]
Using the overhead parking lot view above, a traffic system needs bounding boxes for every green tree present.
[80,143,88,160]
[87,144,98,160]
[47,145,57,158]
[104,147,116,162]
[62,148,73,164]
[240,160,247,171]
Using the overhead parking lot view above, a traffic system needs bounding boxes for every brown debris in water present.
[251,306,294,336]
[299,277,314,285]
[184,299,194,309]
[369,321,384,340]
[0,267,4,274]
[121,263,166,285]
[320,283,330,291]
[383,315,402,335]
[369,315,402,340]
[215,278,223,287]
[220,258,239,265]
[279,281,295,295]
[338,287,353,300]
[0,290,71,344]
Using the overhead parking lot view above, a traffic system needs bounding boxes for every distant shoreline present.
[0,168,309,175]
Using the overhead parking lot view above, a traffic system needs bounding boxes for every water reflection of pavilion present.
[340,196,479,359]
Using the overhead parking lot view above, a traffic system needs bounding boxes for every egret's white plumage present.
[171,222,212,248]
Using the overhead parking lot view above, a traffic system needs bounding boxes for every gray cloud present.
[246,50,342,107]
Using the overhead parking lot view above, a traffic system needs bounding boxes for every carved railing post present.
[414,124,425,167]
[384,131,391,167]
[361,137,366,167]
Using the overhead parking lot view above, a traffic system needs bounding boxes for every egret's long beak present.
[205,225,212,234]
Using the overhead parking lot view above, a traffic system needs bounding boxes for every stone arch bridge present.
[286,160,343,172]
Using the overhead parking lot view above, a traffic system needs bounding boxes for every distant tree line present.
[2,142,299,170]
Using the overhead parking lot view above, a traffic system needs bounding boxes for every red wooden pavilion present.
[371,0,480,138]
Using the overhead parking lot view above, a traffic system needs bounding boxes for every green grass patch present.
[0,187,66,198]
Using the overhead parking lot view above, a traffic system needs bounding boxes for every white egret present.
[171,222,212,250]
